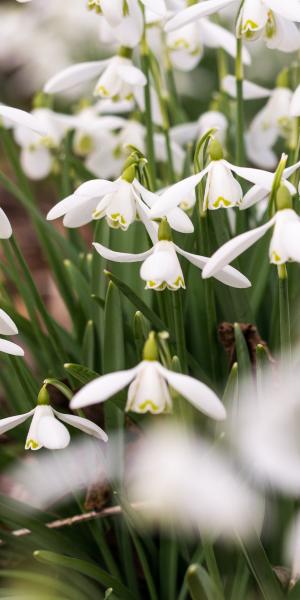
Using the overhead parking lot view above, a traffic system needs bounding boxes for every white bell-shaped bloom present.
[203,208,300,280]
[44,55,146,102]
[170,111,228,150]
[149,143,285,217]
[13,108,74,180]
[71,359,226,420]
[0,404,107,451]
[91,0,143,47]
[127,424,263,537]
[93,233,251,289]
[0,309,23,356]
[164,0,300,52]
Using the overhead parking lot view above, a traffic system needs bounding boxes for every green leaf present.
[238,534,285,600]
[64,363,99,385]
[186,564,223,600]
[33,551,136,600]
[234,323,251,381]
[82,320,95,370]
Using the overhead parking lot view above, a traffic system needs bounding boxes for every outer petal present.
[0,208,12,239]
[167,207,194,233]
[0,409,34,436]
[0,309,18,335]
[93,242,153,263]
[290,85,300,117]
[47,194,76,221]
[70,366,140,409]
[20,147,52,181]
[266,0,300,22]
[266,14,300,52]
[202,219,275,278]
[53,411,108,443]
[44,60,111,94]
[175,246,251,288]
[118,64,147,87]
[222,75,271,99]
[149,169,209,218]
[140,243,181,282]
[0,338,24,356]
[164,0,236,32]
[0,105,46,135]
[63,198,99,228]
[226,160,296,194]
[240,185,269,210]
[157,364,226,420]
[37,416,70,450]
[199,20,251,64]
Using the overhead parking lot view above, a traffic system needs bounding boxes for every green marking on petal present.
[138,400,160,412]
[212,197,232,208]
[271,251,282,263]
[26,439,39,450]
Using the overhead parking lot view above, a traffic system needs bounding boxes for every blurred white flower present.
[90,0,144,48]
[127,424,262,537]
[0,309,24,356]
[0,402,107,451]
[44,54,147,102]
[164,0,300,53]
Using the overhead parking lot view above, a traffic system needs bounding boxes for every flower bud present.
[143,332,159,362]
[209,139,224,161]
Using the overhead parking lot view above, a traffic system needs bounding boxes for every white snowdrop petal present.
[0,410,34,436]
[20,147,52,181]
[93,242,152,263]
[0,309,18,336]
[37,416,71,450]
[0,208,12,239]
[157,364,226,420]
[149,170,209,218]
[118,64,147,87]
[63,197,99,228]
[47,195,76,221]
[200,20,251,64]
[240,185,269,210]
[266,0,300,22]
[166,208,194,233]
[202,219,275,278]
[164,0,236,32]
[53,411,108,443]
[0,105,46,135]
[175,246,250,288]
[70,366,140,409]
[44,60,110,94]
[290,84,300,117]
[222,75,271,99]
[0,339,24,356]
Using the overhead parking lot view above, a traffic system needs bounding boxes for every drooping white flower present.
[93,217,251,289]
[0,400,107,451]
[89,0,143,48]
[127,424,262,537]
[44,53,146,102]
[12,108,76,180]
[0,309,24,356]
[203,207,300,281]
[149,139,286,216]
[71,333,226,420]
[164,0,300,53]
[239,159,300,210]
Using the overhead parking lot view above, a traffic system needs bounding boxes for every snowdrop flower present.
[94,218,251,289]
[44,50,146,102]
[203,192,300,280]
[239,159,300,210]
[164,0,300,53]
[88,0,143,48]
[150,139,285,216]
[127,423,262,537]
[166,18,250,72]
[13,108,75,180]
[0,385,107,451]
[170,111,228,150]
[71,331,226,419]
[0,309,24,356]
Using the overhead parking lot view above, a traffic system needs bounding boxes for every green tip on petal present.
[276,185,293,211]
[158,218,172,242]
[37,384,50,406]
[209,138,223,161]
[143,331,159,361]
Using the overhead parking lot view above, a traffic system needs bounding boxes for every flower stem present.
[172,290,188,373]
[278,264,292,362]
[140,32,156,191]
[235,38,245,166]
